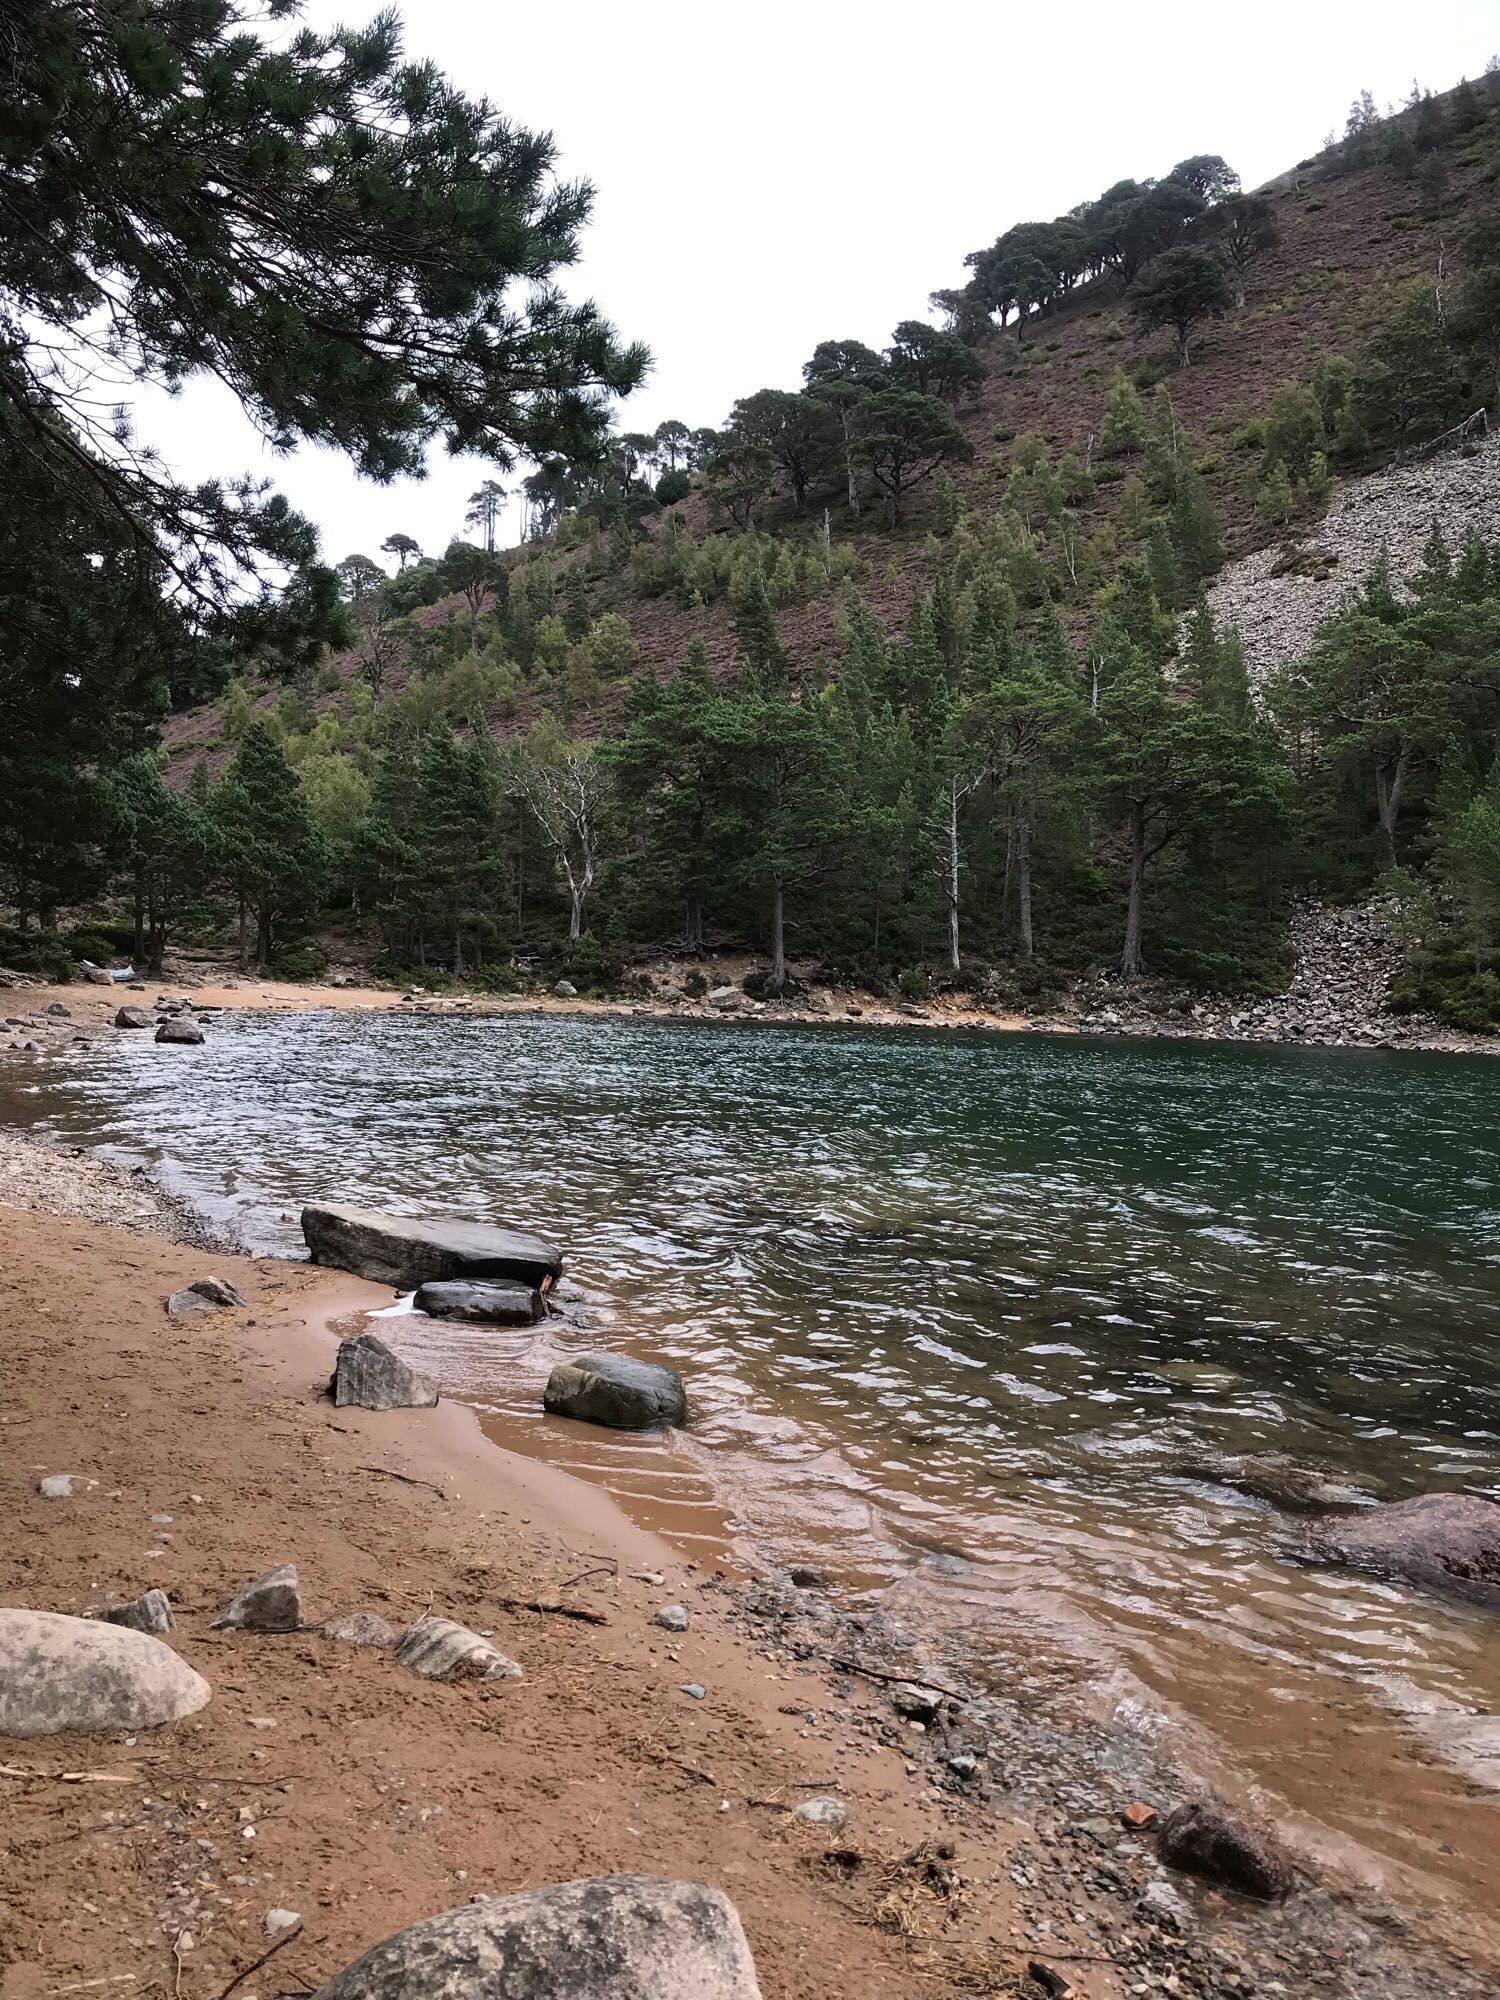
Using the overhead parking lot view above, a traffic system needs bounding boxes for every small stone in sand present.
[653,1605,690,1633]
[793,1796,847,1828]
[38,1474,75,1498]
[263,1909,301,1937]
[679,1682,707,1700]
[212,1564,301,1634]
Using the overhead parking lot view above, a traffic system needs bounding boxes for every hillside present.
[165,72,1500,767]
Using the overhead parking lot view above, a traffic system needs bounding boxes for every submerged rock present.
[0,1608,210,1738]
[1157,1799,1296,1901]
[331,1332,438,1411]
[310,1875,762,2000]
[542,1353,687,1431]
[393,1616,522,1683]
[1302,1491,1500,1610]
[213,1563,302,1633]
[97,1589,174,1635]
[155,1017,204,1045]
[412,1278,542,1326]
[1179,1452,1374,1514]
[302,1202,562,1291]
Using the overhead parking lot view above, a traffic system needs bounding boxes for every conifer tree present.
[213,724,329,970]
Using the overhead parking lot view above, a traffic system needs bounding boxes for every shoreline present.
[0,1125,1496,1997]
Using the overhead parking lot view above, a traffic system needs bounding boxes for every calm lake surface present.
[16,1011,1500,1905]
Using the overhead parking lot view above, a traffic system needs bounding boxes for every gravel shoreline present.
[0,1127,226,1247]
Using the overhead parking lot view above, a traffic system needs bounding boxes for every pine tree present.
[1099,374,1145,457]
[214,724,328,970]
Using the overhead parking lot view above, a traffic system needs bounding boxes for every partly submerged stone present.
[321,1612,396,1649]
[1156,1799,1296,1901]
[1302,1491,1500,1610]
[331,1332,438,1411]
[1178,1451,1373,1514]
[96,1589,174,1635]
[167,1276,245,1316]
[115,1006,154,1029]
[0,1608,210,1738]
[302,1202,562,1291]
[212,1563,302,1633]
[310,1874,762,2000]
[392,1616,521,1683]
[412,1279,543,1326]
[542,1353,686,1432]
[155,1017,204,1045]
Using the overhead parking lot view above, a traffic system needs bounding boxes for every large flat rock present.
[311,1874,762,1999]
[0,1608,210,1738]
[302,1203,562,1291]
[1303,1491,1500,1610]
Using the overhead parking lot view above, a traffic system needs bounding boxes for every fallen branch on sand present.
[495,1596,610,1626]
[825,1658,969,1704]
[356,1463,447,1496]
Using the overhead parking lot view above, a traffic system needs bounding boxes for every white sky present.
[127,0,1498,567]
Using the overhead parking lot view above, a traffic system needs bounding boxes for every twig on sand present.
[356,1464,447,1496]
[212,1923,303,2000]
[559,1557,618,1592]
[496,1596,610,1626]
[826,1657,970,1703]
[1,1766,137,1784]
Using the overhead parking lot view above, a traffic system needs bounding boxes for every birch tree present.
[514,743,608,946]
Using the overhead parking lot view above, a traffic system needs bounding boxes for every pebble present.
[679,1682,706,1700]
[263,1909,300,1937]
[793,1796,848,1828]
[652,1604,690,1633]
[39,1474,75,1498]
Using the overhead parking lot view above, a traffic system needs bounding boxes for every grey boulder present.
[1301,1491,1500,1610]
[1157,1799,1296,1901]
[155,1017,204,1045]
[212,1563,301,1633]
[310,1874,761,2000]
[331,1332,438,1411]
[167,1275,245,1316]
[553,979,578,999]
[321,1612,396,1649]
[393,1617,522,1683]
[115,1006,154,1029]
[1179,1451,1372,1514]
[97,1588,175,1635]
[707,986,740,1010]
[0,1608,210,1738]
[302,1202,562,1291]
[413,1279,543,1327]
[543,1353,686,1431]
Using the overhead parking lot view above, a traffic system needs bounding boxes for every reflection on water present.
[17,1011,1500,1906]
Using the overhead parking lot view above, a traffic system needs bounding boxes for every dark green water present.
[16,1012,1500,1897]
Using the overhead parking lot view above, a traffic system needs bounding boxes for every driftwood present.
[825,1656,969,1704]
[495,1596,609,1626]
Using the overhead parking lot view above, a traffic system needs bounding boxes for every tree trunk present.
[947,776,962,973]
[1017,813,1034,960]
[236,891,249,973]
[769,875,786,992]
[685,894,704,954]
[568,885,584,946]
[255,900,271,972]
[133,871,146,966]
[451,914,464,977]
[1121,802,1146,978]
[1375,746,1411,868]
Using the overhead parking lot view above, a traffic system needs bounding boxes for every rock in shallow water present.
[154,1018,204,1045]
[310,1875,762,2000]
[331,1332,438,1411]
[1156,1799,1295,1901]
[0,1608,210,1738]
[412,1278,542,1326]
[1178,1451,1373,1514]
[115,1006,154,1029]
[302,1202,562,1291]
[1302,1491,1500,1610]
[543,1353,686,1431]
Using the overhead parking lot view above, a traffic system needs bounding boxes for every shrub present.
[683,969,708,998]
[472,962,521,994]
[898,966,930,1001]
[0,930,75,981]
[268,941,329,982]
[655,469,691,505]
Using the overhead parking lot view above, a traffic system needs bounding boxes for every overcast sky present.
[128,0,1497,567]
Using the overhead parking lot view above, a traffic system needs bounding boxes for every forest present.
[4,5,1500,1026]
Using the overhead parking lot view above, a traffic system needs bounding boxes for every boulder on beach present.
[331,1332,439,1411]
[1156,1799,1296,1901]
[302,1202,562,1291]
[96,1589,174,1635]
[309,1875,762,2000]
[1301,1491,1500,1610]
[542,1353,687,1431]
[393,1616,522,1682]
[115,1006,154,1029]
[212,1563,302,1633]
[167,1276,245,1316]
[0,1608,210,1738]
[155,1017,204,1045]
[413,1278,543,1326]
